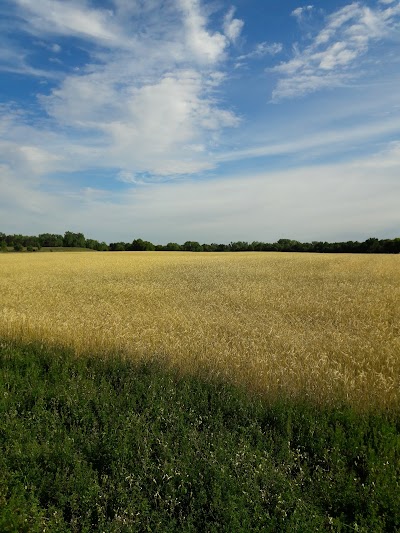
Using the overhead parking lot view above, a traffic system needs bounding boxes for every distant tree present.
[360,238,380,253]
[6,234,23,246]
[2,230,400,255]
[381,238,400,254]
[39,233,64,247]
[165,242,181,251]
[183,241,203,252]
[24,236,40,248]
[84,239,107,251]
[85,239,97,250]
[210,243,229,252]
[130,238,155,251]
[393,238,400,254]
[311,241,324,253]
[251,241,264,252]
[109,242,127,251]
[63,231,86,248]
[229,241,250,252]
[276,239,300,252]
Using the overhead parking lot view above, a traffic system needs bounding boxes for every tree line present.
[1,231,400,254]
[0,231,108,252]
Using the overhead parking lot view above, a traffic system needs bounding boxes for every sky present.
[0,0,399,244]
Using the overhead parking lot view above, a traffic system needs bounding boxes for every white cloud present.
[1,143,399,243]
[318,41,359,70]
[39,66,239,176]
[117,171,144,185]
[13,0,124,47]
[272,1,400,100]
[178,0,228,64]
[356,140,400,168]
[217,114,400,163]
[1,0,242,180]
[0,164,62,219]
[291,5,314,19]
[223,7,244,43]
[17,145,63,175]
[238,42,283,61]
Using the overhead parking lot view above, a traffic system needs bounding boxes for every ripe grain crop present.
[1,252,399,409]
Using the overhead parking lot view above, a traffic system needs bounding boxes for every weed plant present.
[1,341,399,532]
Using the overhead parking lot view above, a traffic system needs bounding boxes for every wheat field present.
[1,251,399,409]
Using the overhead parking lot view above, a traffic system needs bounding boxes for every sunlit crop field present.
[1,252,399,409]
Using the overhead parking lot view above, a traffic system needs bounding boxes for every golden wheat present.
[1,252,399,409]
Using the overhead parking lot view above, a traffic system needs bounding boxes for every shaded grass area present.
[1,342,399,532]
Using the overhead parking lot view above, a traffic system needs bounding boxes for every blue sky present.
[0,0,399,244]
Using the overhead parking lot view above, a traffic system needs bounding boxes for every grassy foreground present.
[1,342,399,532]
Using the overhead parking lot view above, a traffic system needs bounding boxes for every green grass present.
[1,342,399,532]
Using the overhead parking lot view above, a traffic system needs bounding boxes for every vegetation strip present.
[1,342,399,532]
[2,230,400,253]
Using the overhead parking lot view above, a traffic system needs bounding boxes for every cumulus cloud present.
[1,0,243,181]
[272,1,400,100]
[38,66,239,176]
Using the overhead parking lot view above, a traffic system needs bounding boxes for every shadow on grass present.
[1,340,399,532]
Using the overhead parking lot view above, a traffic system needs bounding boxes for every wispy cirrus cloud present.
[0,35,61,78]
[12,0,124,47]
[271,1,400,101]
[238,42,283,61]
[217,113,400,163]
